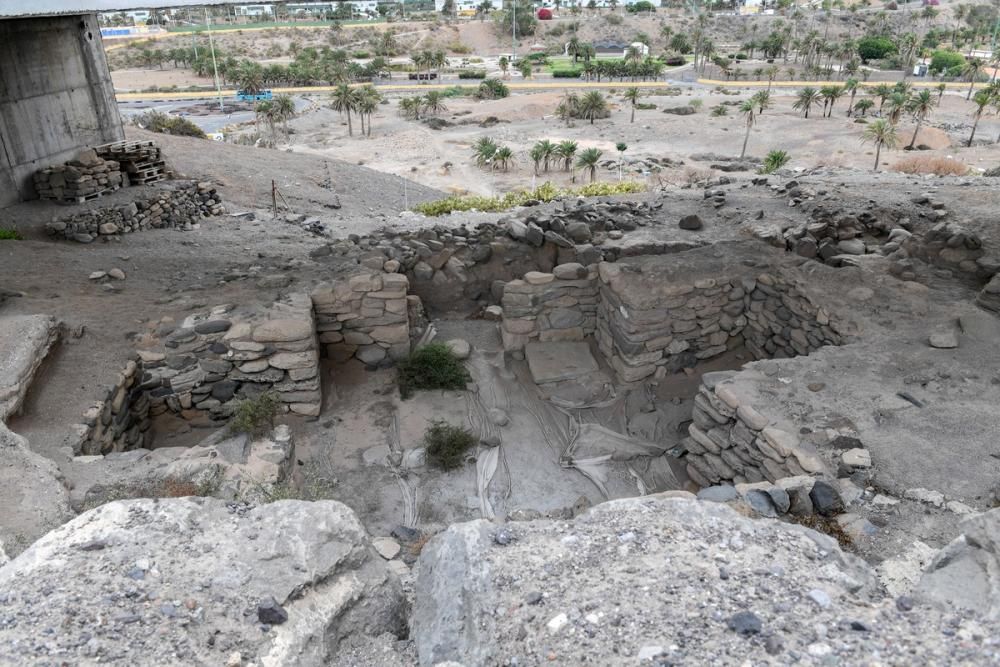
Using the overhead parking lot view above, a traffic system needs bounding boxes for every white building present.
[434,0,507,13]
[233,4,275,17]
[99,8,174,24]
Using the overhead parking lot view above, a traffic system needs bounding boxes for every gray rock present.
[679,214,704,230]
[809,480,845,516]
[0,498,405,666]
[728,611,762,636]
[928,331,958,349]
[697,485,739,503]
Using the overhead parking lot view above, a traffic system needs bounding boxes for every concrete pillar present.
[0,13,124,207]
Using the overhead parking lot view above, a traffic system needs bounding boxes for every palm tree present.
[329,84,358,136]
[255,99,278,143]
[473,136,498,167]
[529,143,545,176]
[751,90,772,115]
[885,92,909,126]
[861,118,898,171]
[615,142,627,180]
[493,145,514,171]
[872,83,893,114]
[844,78,859,116]
[556,140,578,171]
[273,94,296,139]
[578,91,608,124]
[854,98,874,116]
[964,57,984,100]
[575,147,603,182]
[739,99,757,159]
[535,139,557,172]
[765,65,780,91]
[557,92,580,127]
[356,86,381,137]
[567,36,581,63]
[399,96,421,120]
[623,87,641,123]
[423,90,447,116]
[793,86,822,118]
[820,85,844,117]
[499,56,509,78]
[906,90,935,149]
[968,89,992,146]
[936,82,947,103]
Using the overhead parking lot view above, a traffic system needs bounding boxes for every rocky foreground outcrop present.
[0,498,405,666]
[414,495,1000,666]
[4,493,1000,666]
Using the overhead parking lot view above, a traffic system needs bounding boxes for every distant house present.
[593,40,629,54]
[233,4,276,17]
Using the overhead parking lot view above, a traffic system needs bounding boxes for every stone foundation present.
[499,264,599,351]
[44,181,223,244]
[499,247,845,384]
[79,294,321,455]
[311,272,412,366]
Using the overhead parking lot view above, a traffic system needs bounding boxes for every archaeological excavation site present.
[3,2,1000,666]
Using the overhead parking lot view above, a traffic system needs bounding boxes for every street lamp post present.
[512,0,517,64]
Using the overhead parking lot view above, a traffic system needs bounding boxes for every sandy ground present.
[276,86,1000,196]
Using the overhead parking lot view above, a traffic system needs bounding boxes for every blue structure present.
[237,90,273,101]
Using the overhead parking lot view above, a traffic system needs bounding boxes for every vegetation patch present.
[229,390,281,436]
[0,228,22,241]
[397,342,471,399]
[134,110,206,138]
[892,156,969,176]
[760,150,791,174]
[413,181,646,216]
[423,420,475,470]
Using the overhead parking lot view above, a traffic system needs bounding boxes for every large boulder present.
[917,507,1000,618]
[0,423,72,556]
[0,498,406,666]
[412,495,998,666]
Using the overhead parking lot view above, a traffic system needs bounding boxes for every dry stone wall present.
[591,261,844,383]
[44,181,223,244]
[79,295,320,455]
[311,272,412,367]
[499,264,599,351]
[682,370,831,487]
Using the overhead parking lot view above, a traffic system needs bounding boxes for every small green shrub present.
[710,105,728,116]
[397,342,471,399]
[552,68,583,78]
[475,78,509,100]
[929,49,965,74]
[458,69,487,79]
[0,228,22,240]
[135,110,206,138]
[635,102,657,110]
[423,419,475,470]
[760,149,791,174]
[689,99,704,110]
[229,390,281,436]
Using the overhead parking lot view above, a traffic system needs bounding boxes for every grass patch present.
[759,149,791,174]
[414,181,646,216]
[424,419,475,470]
[397,342,471,399]
[0,228,22,240]
[81,472,222,512]
[892,155,969,176]
[249,461,339,503]
[229,390,281,437]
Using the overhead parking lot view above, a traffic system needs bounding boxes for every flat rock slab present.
[0,315,59,421]
[525,342,599,385]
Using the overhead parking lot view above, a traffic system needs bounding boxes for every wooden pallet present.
[125,161,166,174]
[131,174,166,185]
[49,185,120,205]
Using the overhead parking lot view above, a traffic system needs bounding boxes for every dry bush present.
[892,155,969,176]
[157,478,202,498]
[678,166,713,185]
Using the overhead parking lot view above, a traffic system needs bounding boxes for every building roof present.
[0,1,235,19]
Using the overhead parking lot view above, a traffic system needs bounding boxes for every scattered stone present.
[728,611,762,636]
[372,537,401,560]
[809,480,844,516]
[445,338,471,360]
[108,268,126,280]
[928,331,958,349]
[257,596,289,625]
[679,214,704,231]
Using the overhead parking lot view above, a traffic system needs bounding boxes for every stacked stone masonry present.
[44,181,223,244]
[33,149,122,202]
[682,371,832,487]
[79,294,321,455]
[499,264,599,350]
[311,272,413,367]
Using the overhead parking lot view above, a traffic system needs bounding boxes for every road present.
[119,96,312,134]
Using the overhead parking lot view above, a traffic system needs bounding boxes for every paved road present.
[118,96,312,133]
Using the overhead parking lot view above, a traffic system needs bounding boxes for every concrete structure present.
[0,14,124,207]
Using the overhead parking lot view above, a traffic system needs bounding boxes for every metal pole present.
[205,8,225,113]
[512,0,517,64]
